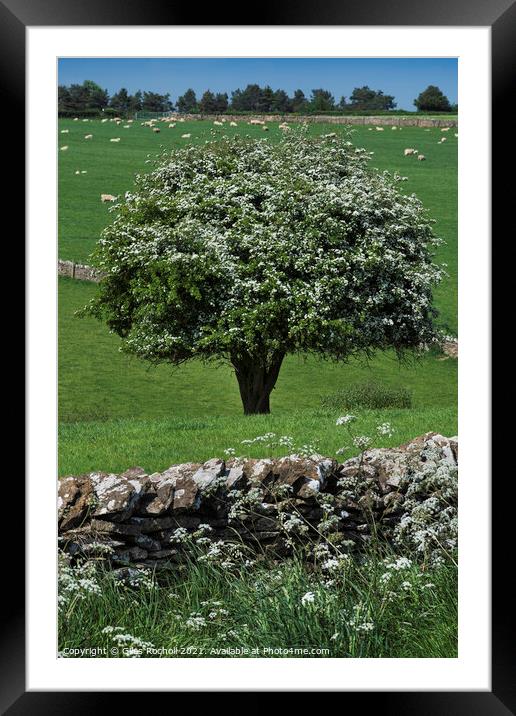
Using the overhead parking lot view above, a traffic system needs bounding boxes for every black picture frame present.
[8,0,506,709]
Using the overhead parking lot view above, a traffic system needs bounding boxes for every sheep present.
[441,127,450,132]
[322,132,337,138]
[404,148,417,156]
[178,117,185,123]
[101,118,108,123]
[110,138,121,142]
[82,118,89,122]
[60,129,69,134]
[391,126,398,130]
[229,121,238,127]
[250,119,265,125]
[73,117,79,121]
[181,133,191,138]
[100,194,117,202]
[168,123,176,128]
[81,170,87,174]
[417,154,426,161]
[123,124,130,129]
[213,121,223,126]
[262,125,269,131]
[60,145,69,151]
[74,170,80,174]
[368,127,373,131]
[375,126,384,131]
[84,134,93,140]
[152,127,161,133]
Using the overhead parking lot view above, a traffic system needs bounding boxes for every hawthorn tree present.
[85,130,443,414]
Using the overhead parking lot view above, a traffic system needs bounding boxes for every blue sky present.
[58,58,457,110]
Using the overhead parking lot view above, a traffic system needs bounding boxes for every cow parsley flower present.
[301,591,316,606]
[336,415,357,425]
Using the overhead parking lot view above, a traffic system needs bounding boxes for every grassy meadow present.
[59,117,457,332]
[58,116,457,477]
[58,116,458,659]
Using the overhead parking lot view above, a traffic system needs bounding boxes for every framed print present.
[6,0,508,708]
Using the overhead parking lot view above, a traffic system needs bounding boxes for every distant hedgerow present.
[321,382,412,410]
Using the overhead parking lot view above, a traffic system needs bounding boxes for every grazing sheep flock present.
[60,117,457,209]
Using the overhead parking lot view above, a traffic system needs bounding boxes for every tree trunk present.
[231,352,285,415]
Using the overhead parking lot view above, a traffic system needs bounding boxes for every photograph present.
[56,55,460,660]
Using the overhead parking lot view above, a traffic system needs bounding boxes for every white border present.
[27,26,490,691]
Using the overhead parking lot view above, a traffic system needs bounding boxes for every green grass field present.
[58,116,458,658]
[58,118,457,332]
[58,117,457,476]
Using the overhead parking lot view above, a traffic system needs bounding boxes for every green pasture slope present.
[58,117,457,330]
[58,118,458,476]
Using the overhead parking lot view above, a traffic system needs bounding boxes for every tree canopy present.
[414,86,452,112]
[58,79,456,116]
[176,89,198,113]
[199,90,228,113]
[58,80,109,114]
[349,86,397,111]
[310,89,335,112]
[85,130,443,413]
[142,91,172,113]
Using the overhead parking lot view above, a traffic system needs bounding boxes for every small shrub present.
[321,382,412,410]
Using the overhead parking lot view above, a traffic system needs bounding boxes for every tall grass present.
[58,544,457,658]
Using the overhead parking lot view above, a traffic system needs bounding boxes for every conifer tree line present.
[58,80,456,116]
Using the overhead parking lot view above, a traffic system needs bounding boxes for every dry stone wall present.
[58,433,458,569]
[176,113,458,128]
[58,259,103,282]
